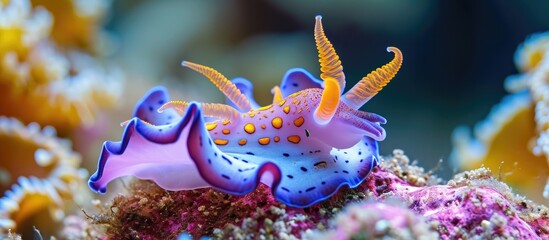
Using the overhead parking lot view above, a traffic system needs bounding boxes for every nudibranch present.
[89,16,402,207]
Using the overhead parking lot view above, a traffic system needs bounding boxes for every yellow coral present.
[514,32,549,73]
[0,117,88,237]
[0,0,122,130]
[451,33,549,204]
[30,0,108,50]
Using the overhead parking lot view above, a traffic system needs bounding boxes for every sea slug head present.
[302,16,402,149]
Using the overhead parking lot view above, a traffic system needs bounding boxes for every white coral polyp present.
[0,1,52,48]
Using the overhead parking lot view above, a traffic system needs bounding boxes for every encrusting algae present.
[451,32,549,204]
[0,0,122,131]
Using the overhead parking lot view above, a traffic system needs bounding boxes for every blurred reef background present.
[1,0,549,239]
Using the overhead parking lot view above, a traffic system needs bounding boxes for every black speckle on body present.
[314,161,326,167]
[222,155,232,165]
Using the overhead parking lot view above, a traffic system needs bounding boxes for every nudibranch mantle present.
[89,16,402,207]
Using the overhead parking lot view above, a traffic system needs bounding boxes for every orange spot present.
[222,120,231,125]
[287,135,301,144]
[214,139,229,145]
[261,124,266,129]
[293,116,305,127]
[238,139,247,145]
[283,106,291,114]
[258,105,272,111]
[206,123,217,131]
[244,123,255,134]
[222,129,230,134]
[289,92,301,98]
[298,109,303,113]
[314,162,327,169]
[263,114,268,118]
[271,117,283,129]
[278,100,286,106]
[274,136,280,142]
[258,137,270,145]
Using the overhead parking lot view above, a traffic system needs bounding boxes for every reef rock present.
[86,150,548,239]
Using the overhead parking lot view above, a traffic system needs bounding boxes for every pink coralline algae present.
[363,150,548,239]
[304,202,438,240]
[86,150,548,239]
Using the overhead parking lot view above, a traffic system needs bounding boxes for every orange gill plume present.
[343,47,403,110]
[159,101,241,122]
[314,15,345,92]
[314,77,341,125]
[181,61,252,112]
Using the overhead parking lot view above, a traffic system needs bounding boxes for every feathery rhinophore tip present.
[314,15,345,93]
[342,47,402,109]
[182,61,252,112]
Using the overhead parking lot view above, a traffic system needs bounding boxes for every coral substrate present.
[88,150,548,239]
